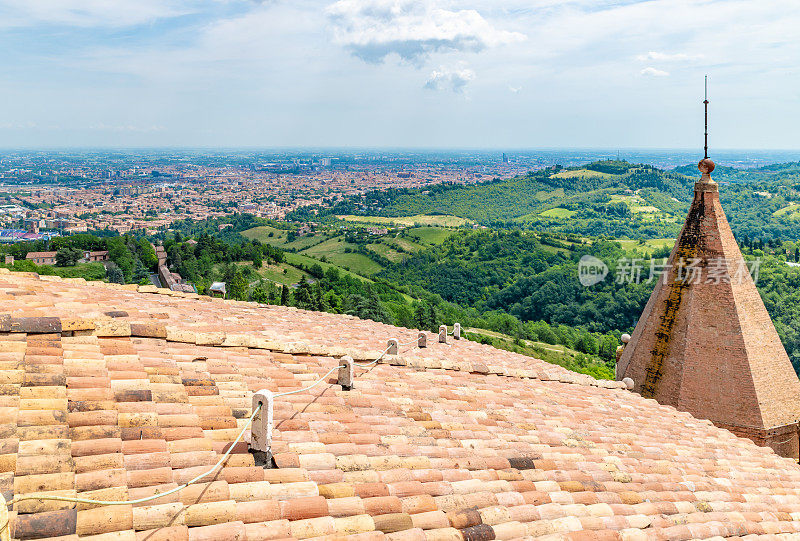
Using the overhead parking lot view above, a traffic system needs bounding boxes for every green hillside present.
[291,160,800,243]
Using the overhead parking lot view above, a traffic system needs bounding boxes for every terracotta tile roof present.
[2,270,800,540]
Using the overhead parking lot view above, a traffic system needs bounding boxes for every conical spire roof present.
[618,159,800,458]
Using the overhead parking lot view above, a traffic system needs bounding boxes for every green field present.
[775,203,800,219]
[337,214,471,227]
[539,207,577,219]
[539,244,570,256]
[609,194,662,214]
[609,193,644,204]
[534,188,565,201]
[367,242,405,262]
[240,225,331,250]
[616,238,675,252]
[283,233,330,251]
[241,225,290,246]
[300,238,383,275]
[405,226,456,245]
[387,237,426,252]
[257,262,310,286]
[550,169,616,180]
[284,253,371,283]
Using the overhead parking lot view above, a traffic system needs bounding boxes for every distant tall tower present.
[617,79,800,459]
[502,152,509,164]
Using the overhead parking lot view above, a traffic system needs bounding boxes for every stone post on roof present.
[250,389,274,467]
[338,356,354,391]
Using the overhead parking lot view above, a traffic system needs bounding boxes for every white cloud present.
[424,65,475,93]
[636,51,703,62]
[639,66,669,77]
[508,85,522,93]
[640,66,670,77]
[326,0,526,63]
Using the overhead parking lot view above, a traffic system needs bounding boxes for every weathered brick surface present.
[619,175,800,458]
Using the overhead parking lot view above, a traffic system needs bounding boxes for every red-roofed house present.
[25,251,56,265]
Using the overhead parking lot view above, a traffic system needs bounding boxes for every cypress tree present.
[425,303,437,331]
[413,304,426,329]
[280,284,289,306]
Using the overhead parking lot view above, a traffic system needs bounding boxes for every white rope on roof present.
[274,364,346,397]
[2,403,262,513]
[353,344,393,368]
[0,332,423,534]
[353,336,421,369]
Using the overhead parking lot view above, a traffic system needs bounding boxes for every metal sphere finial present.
[698,158,715,174]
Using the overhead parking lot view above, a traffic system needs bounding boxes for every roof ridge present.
[0,270,626,391]
[0,309,628,391]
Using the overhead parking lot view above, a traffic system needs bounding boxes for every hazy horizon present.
[2,146,800,153]
[4,147,800,171]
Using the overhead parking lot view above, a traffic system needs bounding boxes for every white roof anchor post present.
[249,389,274,468]
[338,356,354,390]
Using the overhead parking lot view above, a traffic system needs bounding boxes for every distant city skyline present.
[1,0,799,149]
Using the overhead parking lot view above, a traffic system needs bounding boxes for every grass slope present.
[257,262,310,286]
[301,238,383,275]
[337,214,471,227]
[240,225,290,246]
[284,253,371,283]
[387,237,426,252]
[465,328,614,380]
[367,243,404,262]
[550,169,616,180]
[539,208,576,218]
[615,238,675,252]
[405,227,456,245]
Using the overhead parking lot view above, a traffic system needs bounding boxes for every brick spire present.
[617,157,800,459]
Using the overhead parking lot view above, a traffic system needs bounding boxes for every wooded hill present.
[291,160,800,243]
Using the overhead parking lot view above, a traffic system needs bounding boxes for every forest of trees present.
[162,233,284,294]
[377,227,800,375]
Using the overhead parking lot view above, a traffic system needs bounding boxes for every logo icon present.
[578,255,608,286]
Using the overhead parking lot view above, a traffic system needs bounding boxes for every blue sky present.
[0,0,798,149]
